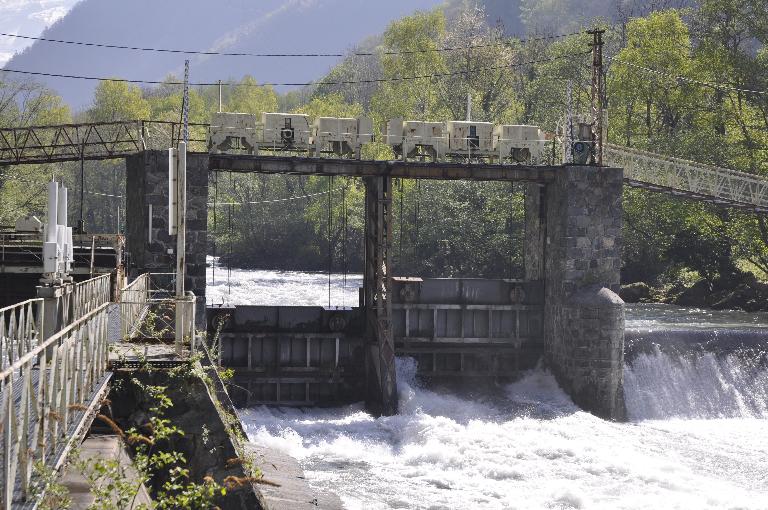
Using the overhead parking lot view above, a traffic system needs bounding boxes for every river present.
[207,266,768,509]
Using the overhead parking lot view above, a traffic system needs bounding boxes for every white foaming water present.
[206,257,362,307]
[242,359,768,509]
[217,267,768,509]
[625,346,768,420]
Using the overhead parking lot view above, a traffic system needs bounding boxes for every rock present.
[672,279,713,307]
[619,282,652,303]
[712,281,768,311]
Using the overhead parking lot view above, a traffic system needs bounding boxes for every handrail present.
[0,302,110,380]
[1,303,110,507]
[120,273,149,339]
[0,298,43,315]
[0,299,43,372]
[605,143,768,210]
[71,273,112,322]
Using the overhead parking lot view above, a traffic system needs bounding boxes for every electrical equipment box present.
[572,120,594,165]
[261,113,311,151]
[494,125,548,164]
[313,117,372,158]
[208,112,259,155]
[386,119,446,161]
[446,121,494,158]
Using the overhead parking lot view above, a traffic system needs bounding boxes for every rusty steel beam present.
[209,153,559,182]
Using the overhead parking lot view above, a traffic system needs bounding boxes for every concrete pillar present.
[543,165,626,420]
[125,151,208,328]
[363,176,397,416]
[36,283,72,340]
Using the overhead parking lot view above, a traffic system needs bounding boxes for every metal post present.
[363,176,396,416]
[182,60,190,145]
[175,142,187,298]
[174,60,191,353]
[588,29,605,166]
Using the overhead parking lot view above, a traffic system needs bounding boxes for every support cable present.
[327,175,333,308]
[78,141,85,233]
[228,172,233,296]
[609,57,768,96]
[0,29,588,58]
[212,172,218,285]
[0,52,591,87]
[414,179,421,271]
[342,182,348,307]
[398,178,404,272]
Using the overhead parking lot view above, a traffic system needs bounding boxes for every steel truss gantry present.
[605,143,768,214]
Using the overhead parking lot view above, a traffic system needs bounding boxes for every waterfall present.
[624,344,768,420]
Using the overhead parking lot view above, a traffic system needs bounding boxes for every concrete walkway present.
[60,434,152,509]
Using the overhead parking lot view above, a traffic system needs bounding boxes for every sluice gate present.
[209,278,547,407]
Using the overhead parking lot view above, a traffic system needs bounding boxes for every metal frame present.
[0,120,208,166]
[0,300,43,372]
[606,143,768,213]
[0,303,110,508]
[118,273,195,351]
[363,176,396,415]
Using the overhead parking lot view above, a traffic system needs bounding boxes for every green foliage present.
[1,2,767,285]
[87,81,151,122]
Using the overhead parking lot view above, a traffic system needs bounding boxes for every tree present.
[86,81,150,122]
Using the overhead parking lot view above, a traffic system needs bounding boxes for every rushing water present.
[208,265,768,509]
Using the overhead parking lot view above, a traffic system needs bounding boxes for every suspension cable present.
[327,175,333,308]
[398,178,404,273]
[227,172,233,296]
[212,172,218,285]
[342,181,348,307]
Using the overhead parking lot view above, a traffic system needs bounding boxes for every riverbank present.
[620,272,768,312]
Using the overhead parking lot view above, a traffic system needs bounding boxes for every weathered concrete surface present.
[125,151,208,326]
[60,434,152,509]
[542,165,626,420]
[244,443,344,510]
[109,369,261,510]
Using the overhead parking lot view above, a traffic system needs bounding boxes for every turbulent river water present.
[207,266,768,509]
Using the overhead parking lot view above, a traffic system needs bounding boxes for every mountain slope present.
[4,0,446,109]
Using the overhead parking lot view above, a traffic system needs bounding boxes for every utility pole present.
[218,79,222,113]
[565,79,573,164]
[588,28,605,166]
[177,59,189,298]
[173,60,190,353]
[466,46,472,121]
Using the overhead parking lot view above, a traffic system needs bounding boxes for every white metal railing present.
[0,303,110,508]
[0,299,43,373]
[119,273,150,339]
[118,273,196,351]
[70,273,112,323]
[605,143,768,210]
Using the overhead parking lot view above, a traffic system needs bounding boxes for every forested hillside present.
[0,0,766,310]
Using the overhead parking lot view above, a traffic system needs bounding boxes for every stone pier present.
[125,151,209,326]
[526,166,626,420]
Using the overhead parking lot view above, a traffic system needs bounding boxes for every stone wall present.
[125,151,208,325]
[543,165,626,420]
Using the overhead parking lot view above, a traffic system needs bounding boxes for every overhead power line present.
[0,30,587,58]
[610,58,767,96]
[0,51,591,87]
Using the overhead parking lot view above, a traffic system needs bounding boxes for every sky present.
[0,0,80,65]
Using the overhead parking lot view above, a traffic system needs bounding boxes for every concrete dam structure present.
[125,151,626,420]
